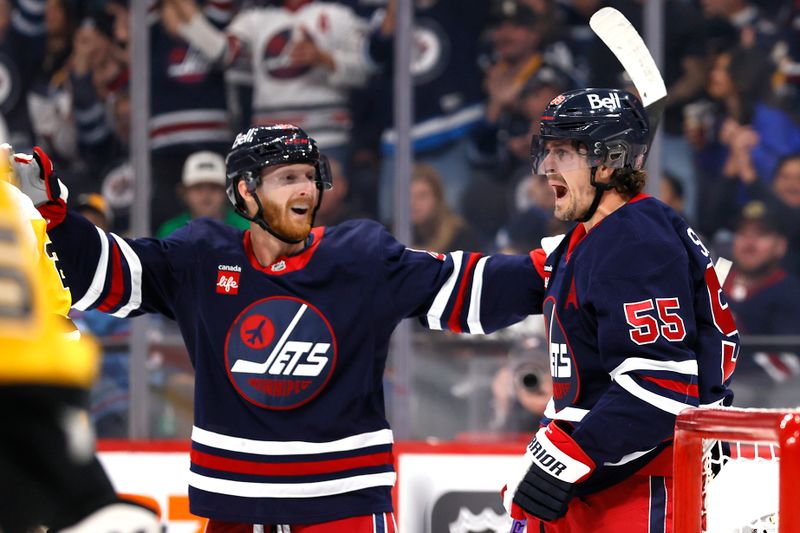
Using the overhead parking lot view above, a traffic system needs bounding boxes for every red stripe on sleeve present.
[447,253,481,333]
[97,240,125,312]
[642,376,698,398]
[190,449,394,477]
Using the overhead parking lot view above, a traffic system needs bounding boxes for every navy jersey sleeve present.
[48,211,195,320]
[376,225,545,333]
[573,239,699,466]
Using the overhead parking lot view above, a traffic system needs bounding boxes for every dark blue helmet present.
[531,88,650,174]
[225,124,332,243]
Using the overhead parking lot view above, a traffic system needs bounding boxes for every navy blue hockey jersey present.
[47,212,542,524]
[533,194,739,494]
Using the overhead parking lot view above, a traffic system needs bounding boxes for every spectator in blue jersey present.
[156,150,249,238]
[722,201,800,408]
[362,0,491,221]
[13,126,547,532]
[0,0,47,149]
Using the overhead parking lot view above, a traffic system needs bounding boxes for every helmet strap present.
[578,167,614,223]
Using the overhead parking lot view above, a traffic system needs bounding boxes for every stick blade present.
[589,7,667,108]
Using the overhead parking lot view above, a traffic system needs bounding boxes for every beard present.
[261,195,314,242]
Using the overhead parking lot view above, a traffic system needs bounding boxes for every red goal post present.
[674,407,800,533]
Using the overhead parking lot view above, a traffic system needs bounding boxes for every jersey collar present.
[566,192,651,261]
[243,226,325,275]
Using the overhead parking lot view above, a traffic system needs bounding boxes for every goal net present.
[673,408,800,533]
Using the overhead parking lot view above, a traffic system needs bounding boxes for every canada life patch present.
[217,265,241,295]
[550,94,566,106]
[225,296,337,410]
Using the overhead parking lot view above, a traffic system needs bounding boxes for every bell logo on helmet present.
[232,128,258,149]
[587,92,621,111]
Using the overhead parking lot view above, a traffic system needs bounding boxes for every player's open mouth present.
[549,180,569,200]
[290,206,310,215]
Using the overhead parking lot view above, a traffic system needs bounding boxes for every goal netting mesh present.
[674,407,800,533]
[702,439,779,532]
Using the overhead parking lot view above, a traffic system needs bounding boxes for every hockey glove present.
[12,146,69,230]
[502,420,595,522]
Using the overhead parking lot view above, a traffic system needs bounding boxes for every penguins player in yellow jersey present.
[0,146,158,533]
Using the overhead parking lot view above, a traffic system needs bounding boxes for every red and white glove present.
[12,146,68,230]
[501,421,595,522]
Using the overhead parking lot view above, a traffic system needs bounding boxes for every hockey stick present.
[589,7,667,147]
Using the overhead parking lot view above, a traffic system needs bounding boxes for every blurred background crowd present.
[2,0,800,440]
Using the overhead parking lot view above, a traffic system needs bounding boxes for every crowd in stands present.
[3,0,800,433]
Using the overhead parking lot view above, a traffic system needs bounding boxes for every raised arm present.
[11,147,193,319]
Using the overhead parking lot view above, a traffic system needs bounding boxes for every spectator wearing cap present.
[156,151,249,238]
[722,200,800,407]
[736,154,800,277]
[483,0,573,126]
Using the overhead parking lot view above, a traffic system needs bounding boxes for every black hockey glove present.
[502,420,595,522]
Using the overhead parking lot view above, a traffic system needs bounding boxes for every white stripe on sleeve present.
[466,256,489,334]
[109,234,143,318]
[610,357,698,380]
[72,225,109,311]
[543,398,590,422]
[426,251,463,330]
[614,374,693,415]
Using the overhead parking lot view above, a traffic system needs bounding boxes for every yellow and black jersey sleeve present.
[0,181,98,388]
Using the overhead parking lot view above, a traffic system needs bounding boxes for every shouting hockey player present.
[11,125,547,532]
[502,89,740,532]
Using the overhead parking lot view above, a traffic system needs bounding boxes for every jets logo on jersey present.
[166,46,211,83]
[262,28,312,79]
[543,296,580,406]
[225,296,338,410]
[411,20,448,84]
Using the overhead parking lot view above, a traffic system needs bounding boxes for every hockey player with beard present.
[11,124,546,532]
[501,89,740,532]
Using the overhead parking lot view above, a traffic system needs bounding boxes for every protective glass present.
[530,136,631,175]
[529,137,593,176]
